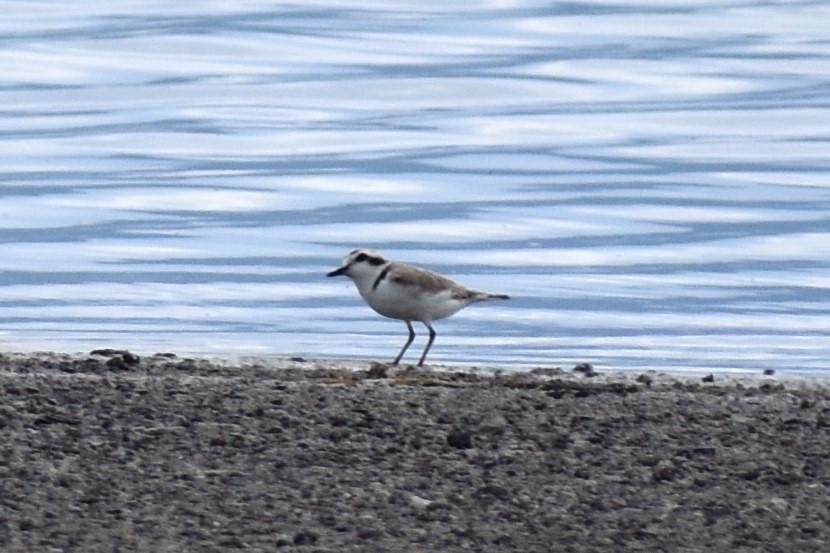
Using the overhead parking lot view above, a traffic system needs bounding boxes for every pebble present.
[446,429,474,449]
[409,495,433,509]
[573,363,597,377]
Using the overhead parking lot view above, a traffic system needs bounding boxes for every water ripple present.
[1,0,828,373]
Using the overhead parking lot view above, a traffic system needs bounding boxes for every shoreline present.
[3,349,826,382]
[1,350,828,552]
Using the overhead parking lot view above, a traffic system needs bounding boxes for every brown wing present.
[388,263,470,297]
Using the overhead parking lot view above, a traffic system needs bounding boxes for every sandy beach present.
[0,351,828,552]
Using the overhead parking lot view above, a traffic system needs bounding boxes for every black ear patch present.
[354,252,386,266]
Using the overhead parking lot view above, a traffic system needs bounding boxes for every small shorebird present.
[327,249,510,366]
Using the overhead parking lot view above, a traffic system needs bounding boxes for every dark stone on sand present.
[636,373,653,387]
[105,356,130,370]
[57,362,78,374]
[652,459,682,482]
[292,530,319,545]
[763,368,775,376]
[366,362,389,379]
[475,484,510,504]
[90,348,129,357]
[573,362,597,377]
[702,373,715,383]
[446,428,474,449]
[92,349,141,370]
[89,348,138,357]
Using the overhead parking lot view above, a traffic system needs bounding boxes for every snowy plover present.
[327,249,510,366]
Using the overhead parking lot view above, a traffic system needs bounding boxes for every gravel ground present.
[1,351,828,552]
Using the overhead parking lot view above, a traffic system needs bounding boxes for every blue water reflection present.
[1,1,828,373]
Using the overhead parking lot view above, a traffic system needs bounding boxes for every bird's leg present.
[417,322,436,367]
[392,321,416,365]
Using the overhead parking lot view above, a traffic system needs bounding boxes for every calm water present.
[1,1,829,373]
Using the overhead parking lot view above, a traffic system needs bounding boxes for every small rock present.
[573,363,597,377]
[702,373,715,383]
[329,414,349,427]
[90,348,127,357]
[636,373,653,387]
[94,349,140,369]
[218,537,244,548]
[356,526,383,540]
[760,382,783,393]
[767,497,789,513]
[289,356,307,362]
[366,362,389,379]
[549,432,571,449]
[105,357,129,371]
[736,461,761,481]
[653,459,680,482]
[763,368,775,376]
[57,363,77,374]
[176,359,198,371]
[292,530,318,546]
[573,468,590,479]
[446,429,474,449]
[409,494,433,509]
[18,519,34,531]
[475,484,509,501]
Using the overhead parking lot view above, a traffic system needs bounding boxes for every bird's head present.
[327,249,389,286]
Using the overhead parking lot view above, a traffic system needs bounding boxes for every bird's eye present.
[355,253,368,262]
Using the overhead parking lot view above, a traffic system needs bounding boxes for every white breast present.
[361,278,468,322]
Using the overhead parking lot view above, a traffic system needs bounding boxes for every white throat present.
[348,262,392,299]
